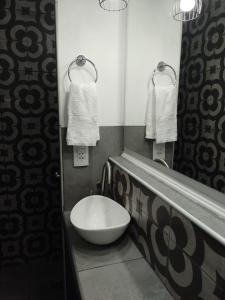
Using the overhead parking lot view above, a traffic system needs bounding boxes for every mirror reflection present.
[124,0,225,194]
[124,0,182,165]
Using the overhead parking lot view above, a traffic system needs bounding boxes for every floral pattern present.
[113,165,131,207]
[0,0,61,266]
[112,162,225,299]
[174,0,225,193]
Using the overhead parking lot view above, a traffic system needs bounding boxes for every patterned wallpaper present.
[0,0,62,266]
[112,162,225,299]
[174,0,225,193]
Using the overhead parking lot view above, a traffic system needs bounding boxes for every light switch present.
[153,142,166,160]
[73,146,89,167]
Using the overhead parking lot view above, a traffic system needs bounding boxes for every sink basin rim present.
[70,195,131,232]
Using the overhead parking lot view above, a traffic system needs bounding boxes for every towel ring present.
[68,55,98,83]
[152,61,177,87]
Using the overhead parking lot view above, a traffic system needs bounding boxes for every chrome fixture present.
[101,161,112,195]
[154,159,170,169]
[99,0,128,11]
[68,55,98,83]
[173,0,202,22]
[152,61,177,87]
[55,172,61,178]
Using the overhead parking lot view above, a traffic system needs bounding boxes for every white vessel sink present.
[70,195,131,245]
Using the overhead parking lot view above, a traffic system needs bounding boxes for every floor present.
[0,262,65,300]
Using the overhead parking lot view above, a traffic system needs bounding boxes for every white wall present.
[56,0,127,127]
[125,0,182,126]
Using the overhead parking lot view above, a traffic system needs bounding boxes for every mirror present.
[124,0,225,194]
[124,0,182,166]
[173,1,225,194]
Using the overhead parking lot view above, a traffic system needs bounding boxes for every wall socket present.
[73,146,89,167]
[153,142,166,160]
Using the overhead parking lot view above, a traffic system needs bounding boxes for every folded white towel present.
[145,87,156,139]
[146,85,177,144]
[66,82,100,146]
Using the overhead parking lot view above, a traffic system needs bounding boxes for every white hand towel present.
[155,85,178,144]
[66,82,100,146]
[146,85,178,144]
[145,87,156,139]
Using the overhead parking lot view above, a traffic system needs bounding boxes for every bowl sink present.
[70,195,131,245]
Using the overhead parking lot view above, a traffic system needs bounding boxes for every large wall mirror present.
[124,0,225,195]
[124,0,182,165]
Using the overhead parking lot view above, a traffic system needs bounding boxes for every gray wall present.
[61,127,124,211]
[124,126,174,167]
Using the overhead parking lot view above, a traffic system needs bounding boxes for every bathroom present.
[0,0,225,299]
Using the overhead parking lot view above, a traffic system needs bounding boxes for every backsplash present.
[112,162,225,299]
[174,0,225,193]
[0,0,61,265]
[61,127,123,211]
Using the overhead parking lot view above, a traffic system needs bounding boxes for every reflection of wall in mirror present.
[174,1,225,194]
[124,0,182,164]
[124,0,182,126]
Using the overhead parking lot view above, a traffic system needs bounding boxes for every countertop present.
[63,212,173,300]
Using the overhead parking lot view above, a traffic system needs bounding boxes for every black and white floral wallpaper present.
[0,0,61,266]
[174,0,225,193]
[112,162,225,299]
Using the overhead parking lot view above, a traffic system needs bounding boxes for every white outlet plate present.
[73,146,89,167]
[153,142,166,160]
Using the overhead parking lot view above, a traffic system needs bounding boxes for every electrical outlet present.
[73,146,89,167]
[153,142,165,160]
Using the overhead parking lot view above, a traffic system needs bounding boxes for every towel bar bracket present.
[152,61,177,87]
[68,54,98,83]
[157,61,166,72]
[76,55,86,67]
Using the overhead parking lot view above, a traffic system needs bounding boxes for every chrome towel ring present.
[68,55,98,83]
[152,61,177,87]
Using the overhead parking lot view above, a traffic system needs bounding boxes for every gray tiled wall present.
[61,127,123,211]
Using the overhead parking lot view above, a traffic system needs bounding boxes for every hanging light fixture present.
[173,0,202,22]
[99,0,128,11]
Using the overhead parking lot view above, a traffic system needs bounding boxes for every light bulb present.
[180,0,196,12]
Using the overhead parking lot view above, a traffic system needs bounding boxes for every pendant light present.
[173,0,202,22]
[99,0,128,11]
